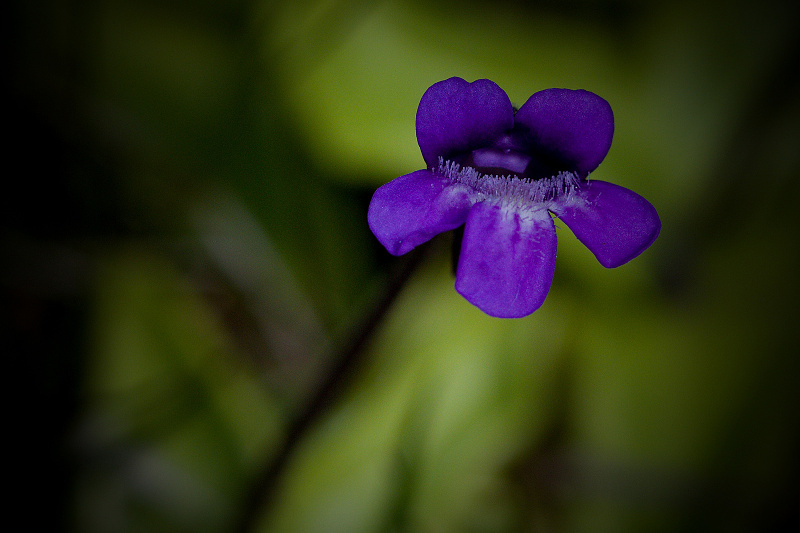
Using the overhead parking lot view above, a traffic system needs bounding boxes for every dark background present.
[7,0,800,531]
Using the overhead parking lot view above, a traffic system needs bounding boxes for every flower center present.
[458,129,568,181]
[468,147,531,175]
[437,157,581,207]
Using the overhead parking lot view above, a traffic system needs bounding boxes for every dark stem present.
[233,244,428,533]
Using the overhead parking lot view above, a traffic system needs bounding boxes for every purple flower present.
[368,77,660,318]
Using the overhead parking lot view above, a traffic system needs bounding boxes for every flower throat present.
[436,157,581,206]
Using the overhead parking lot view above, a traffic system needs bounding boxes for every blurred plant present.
[8,0,800,532]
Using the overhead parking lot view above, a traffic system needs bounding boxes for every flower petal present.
[455,202,557,318]
[416,77,515,168]
[549,180,660,268]
[368,169,474,256]
[514,89,614,176]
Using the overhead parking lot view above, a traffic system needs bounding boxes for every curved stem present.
[233,244,428,533]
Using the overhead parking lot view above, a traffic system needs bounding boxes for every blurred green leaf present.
[78,247,282,532]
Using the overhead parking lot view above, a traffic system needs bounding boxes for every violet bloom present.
[368,77,660,318]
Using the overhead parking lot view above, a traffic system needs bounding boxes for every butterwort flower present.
[368,77,660,318]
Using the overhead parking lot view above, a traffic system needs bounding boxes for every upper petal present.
[368,169,474,256]
[455,202,557,318]
[416,78,515,168]
[514,89,614,176]
[549,180,660,268]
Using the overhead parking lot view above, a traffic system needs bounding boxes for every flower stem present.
[233,244,429,533]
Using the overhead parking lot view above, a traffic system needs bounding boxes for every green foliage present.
[8,0,800,532]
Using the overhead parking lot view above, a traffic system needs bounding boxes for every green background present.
[8,0,799,531]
